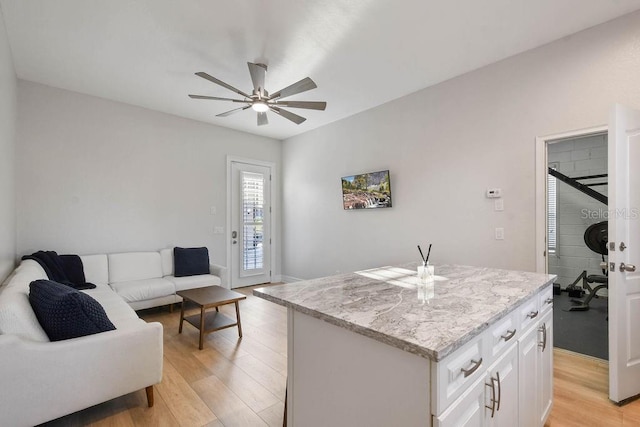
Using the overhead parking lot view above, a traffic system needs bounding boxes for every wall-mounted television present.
[341,170,392,210]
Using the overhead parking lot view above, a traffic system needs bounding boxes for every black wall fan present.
[189,62,326,126]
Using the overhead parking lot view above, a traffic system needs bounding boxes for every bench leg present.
[146,385,154,407]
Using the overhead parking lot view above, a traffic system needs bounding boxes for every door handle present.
[620,263,636,272]
[538,323,547,352]
[485,377,497,418]
[496,371,501,411]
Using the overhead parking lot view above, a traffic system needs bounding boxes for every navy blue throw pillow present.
[29,280,116,341]
[174,247,210,277]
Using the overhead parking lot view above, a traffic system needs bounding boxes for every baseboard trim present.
[281,275,303,283]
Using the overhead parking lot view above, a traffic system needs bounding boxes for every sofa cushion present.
[0,287,49,342]
[82,287,143,329]
[166,274,221,292]
[109,278,175,303]
[174,247,210,277]
[108,252,163,283]
[29,280,116,342]
[80,254,109,287]
[3,259,47,291]
[160,248,174,277]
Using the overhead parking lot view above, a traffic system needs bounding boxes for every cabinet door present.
[435,377,485,427]
[518,325,538,427]
[538,310,553,425]
[486,344,518,427]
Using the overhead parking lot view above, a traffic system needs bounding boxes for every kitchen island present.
[254,264,556,427]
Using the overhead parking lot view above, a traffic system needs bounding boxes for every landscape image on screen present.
[341,170,392,210]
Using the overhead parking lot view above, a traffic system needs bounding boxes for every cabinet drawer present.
[432,334,485,416]
[518,296,540,333]
[485,311,518,361]
[539,285,554,314]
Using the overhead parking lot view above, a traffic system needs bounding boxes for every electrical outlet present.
[210,206,217,215]
[214,226,224,234]
[495,228,504,240]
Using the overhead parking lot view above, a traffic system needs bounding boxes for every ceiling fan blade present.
[248,62,267,97]
[195,72,251,99]
[270,77,317,100]
[269,106,306,125]
[216,105,251,117]
[189,94,249,103]
[272,100,326,110]
[257,111,268,126]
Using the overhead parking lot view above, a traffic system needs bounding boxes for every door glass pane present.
[242,172,264,271]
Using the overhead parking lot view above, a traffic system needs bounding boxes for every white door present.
[609,104,640,402]
[230,161,272,288]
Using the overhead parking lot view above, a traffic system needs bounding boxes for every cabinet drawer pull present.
[461,358,483,378]
[527,310,539,319]
[500,329,516,342]
[545,297,553,304]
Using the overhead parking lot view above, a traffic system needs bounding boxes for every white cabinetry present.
[285,285,554,427]
[437,287,553,427]
[485,343,519,427]
[435,376,485,427]
[518,289,554,427]
[436,343,519,427]
[539,310,553,424]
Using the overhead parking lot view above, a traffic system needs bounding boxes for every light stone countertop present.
[253,264,556,361]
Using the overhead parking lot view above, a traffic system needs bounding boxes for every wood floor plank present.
[258,401,285,427]
[195,347,281,413]
[232,353,287,398]
[192,375,269,427]
[162,334,215,384]
[123,389,181,427]
[155,357,218,426]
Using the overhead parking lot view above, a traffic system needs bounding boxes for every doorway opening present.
[536,127,609,360]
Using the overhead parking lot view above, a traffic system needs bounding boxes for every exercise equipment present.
[568,221,609,311]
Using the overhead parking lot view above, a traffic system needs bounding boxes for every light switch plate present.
[494,199,504,211]
[214,226,224,234]
[495,228,504,240]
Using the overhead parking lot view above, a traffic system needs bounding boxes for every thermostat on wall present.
[486,188,502,198]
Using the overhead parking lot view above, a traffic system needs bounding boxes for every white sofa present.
[0,248,226,426]
[94,248,228,310]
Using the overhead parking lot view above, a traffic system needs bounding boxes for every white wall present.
[16,81,281,275]
[548,135,608,287]
[281,11,640,280]
[0,8,17,282]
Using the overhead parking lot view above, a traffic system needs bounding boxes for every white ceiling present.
[2,1,640,140]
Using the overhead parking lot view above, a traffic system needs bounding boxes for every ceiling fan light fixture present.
[252,101,269,112]
[190,63,325,125]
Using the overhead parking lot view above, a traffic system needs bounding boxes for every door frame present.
[534,125,608,273]
[226,156,278,288]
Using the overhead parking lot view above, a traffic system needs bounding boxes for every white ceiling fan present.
[189,62,327,126]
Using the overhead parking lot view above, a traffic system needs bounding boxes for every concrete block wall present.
[548,134,608,288]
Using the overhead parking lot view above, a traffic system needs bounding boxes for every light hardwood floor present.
[41,286,640,426]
